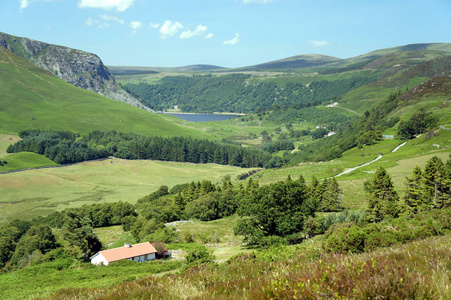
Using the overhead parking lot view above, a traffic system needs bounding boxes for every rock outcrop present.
[0,31,152,111]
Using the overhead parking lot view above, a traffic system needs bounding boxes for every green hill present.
[0,47,205,138]
[234,54,342,71]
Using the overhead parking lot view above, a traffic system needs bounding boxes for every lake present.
[166,113,240,122]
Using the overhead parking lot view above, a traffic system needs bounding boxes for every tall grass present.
[41,234,451,299]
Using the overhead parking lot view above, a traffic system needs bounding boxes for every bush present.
[185,246,215,265]
[324,223,367,253]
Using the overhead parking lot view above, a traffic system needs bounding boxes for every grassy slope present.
[0,47,205,138]
[0,158,258,221]
[16,233,448,299]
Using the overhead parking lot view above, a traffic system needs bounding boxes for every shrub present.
[324,223,367,253]
[184,246,215,265]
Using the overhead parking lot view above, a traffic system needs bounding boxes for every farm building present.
[90,242,157,266]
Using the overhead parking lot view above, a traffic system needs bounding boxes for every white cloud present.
[180,25,207,39]
[86,18,95,26]
[242,0,276,3]
[19,0,57,12]
[130,21,143,35]
[150,22,160,29]
[100,14,125,24]
[85,18,109,29]
[159,20,183,39]
[205,33,214,39]
[223,33,240,45]
[308,40,330,47]
[20,0,30,11]
[78,0,135,12]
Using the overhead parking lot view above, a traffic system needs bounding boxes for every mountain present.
[108,64,226,76]
[233,54,342,71]
[0,46,206,138]
[322,43,451,71]
[0,31,150,111]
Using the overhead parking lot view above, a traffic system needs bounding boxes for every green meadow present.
[0,158,258,221]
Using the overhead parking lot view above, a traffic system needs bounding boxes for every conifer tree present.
[403,166,429,213]
[364,167,399,222]
[320,177,342,212]
[423,156,447,208]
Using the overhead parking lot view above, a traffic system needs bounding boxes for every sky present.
[1,0,451,68]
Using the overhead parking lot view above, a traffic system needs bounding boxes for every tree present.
[62,211,102,260]
[10,224,58,265]
[403,166,429,213]
[0,236,15,269]
[320,177,342,212]
[364,167,399,222]
[397,120,416,139]
[234,177,315,244]
[423,156,447,208]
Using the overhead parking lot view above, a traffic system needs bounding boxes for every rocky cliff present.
[0,32,151,111]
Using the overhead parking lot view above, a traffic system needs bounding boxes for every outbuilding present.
[90,242,157,266]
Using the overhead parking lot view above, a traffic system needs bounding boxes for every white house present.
[90,242,157,266]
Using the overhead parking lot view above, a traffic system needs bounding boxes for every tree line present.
[127,175,342,246]
[7,130,272,168]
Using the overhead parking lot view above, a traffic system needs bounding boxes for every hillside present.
[117,43,451,115]
[0,31,149,110]
[322,43,451,71]
[0,46,205,138]
[235,54,342,71]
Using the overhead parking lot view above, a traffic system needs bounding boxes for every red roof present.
[94,242,157,263]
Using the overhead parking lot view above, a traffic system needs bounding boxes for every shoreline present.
[159,112,246,116]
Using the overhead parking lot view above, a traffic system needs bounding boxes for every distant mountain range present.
[108,43,451,74]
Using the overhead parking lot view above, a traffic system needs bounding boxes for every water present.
[166,113,239,122]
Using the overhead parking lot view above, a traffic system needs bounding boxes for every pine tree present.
[321,177,342,212]
[403,166,429,213]
[423,156,446,208]
[443,154,451,206]
[365,167,399,222]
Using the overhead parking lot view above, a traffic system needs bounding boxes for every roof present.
[92,242,157,263]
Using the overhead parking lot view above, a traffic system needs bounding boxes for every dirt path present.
[334,105,361,115]
[334,141,408,177]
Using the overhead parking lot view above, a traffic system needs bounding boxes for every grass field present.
[0,158,258,222]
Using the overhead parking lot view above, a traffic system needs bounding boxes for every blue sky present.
[1,0,450,68]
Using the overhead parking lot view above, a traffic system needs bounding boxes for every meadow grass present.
[0,257,181,300]
[41,234,451,299]
[0,158,258,222]
[94,225,137,249]
[0,152,58,172]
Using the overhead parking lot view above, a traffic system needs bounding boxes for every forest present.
[7,130,272,168]
[121,71,381,113]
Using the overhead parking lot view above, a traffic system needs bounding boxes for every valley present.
[0,31,451,299]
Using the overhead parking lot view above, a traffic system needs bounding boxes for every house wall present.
[91,253,109,266]
[132,253,155,262]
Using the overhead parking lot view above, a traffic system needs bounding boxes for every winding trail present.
[335,154,383,177]
[334,141,408,177]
